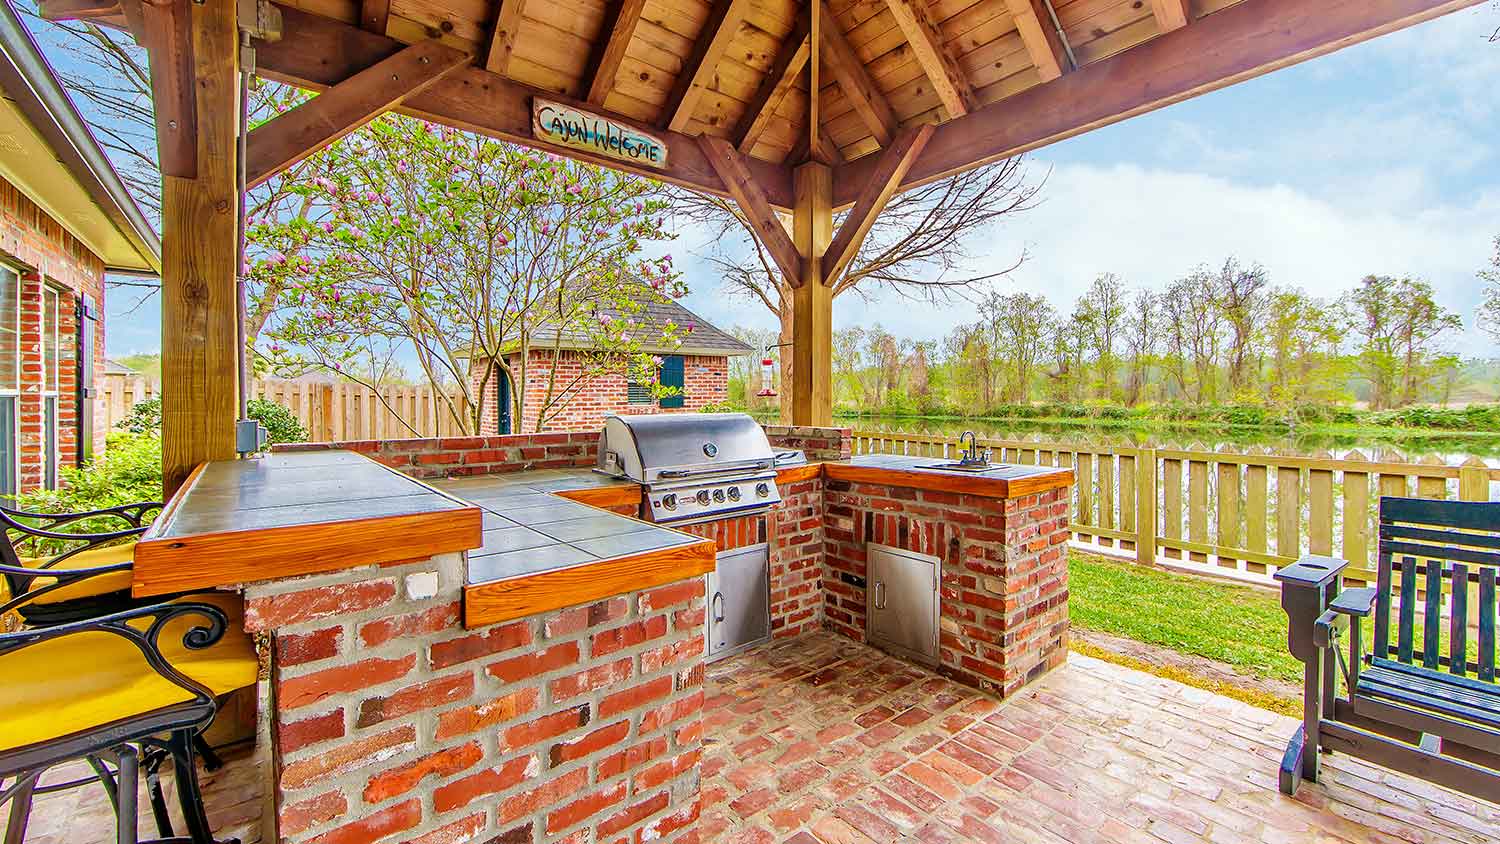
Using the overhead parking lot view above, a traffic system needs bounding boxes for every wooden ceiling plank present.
[582,0,649,105]
[140,0,196,178]
[699,135,802,285]
[822,123,930,282]
[257,5,794,208]
[1150,0,1190,32]
[485,0,529,76]
[882,0,975,118]
[662,0,753,133]
[1004,0,1071,82]
[833,0,1483,208]
[359,0,390,33]
[817,0,895,146]
[246,40,469,188]
[733,8,810,152]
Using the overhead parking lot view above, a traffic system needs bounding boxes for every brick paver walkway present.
[701,632,1500,844]
[15,630,1499,843]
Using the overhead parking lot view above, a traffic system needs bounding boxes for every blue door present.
[659,355,684,408]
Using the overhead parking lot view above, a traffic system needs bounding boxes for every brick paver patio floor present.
[14,630,1500,843]
[701,631,1500,844]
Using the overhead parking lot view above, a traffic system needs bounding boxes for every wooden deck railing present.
[851,430,1498,587]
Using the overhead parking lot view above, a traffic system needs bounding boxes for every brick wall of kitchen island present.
[243,554,705,844]
[763,426,852,462]
[275,433,599,480]
[821,481,1071,698]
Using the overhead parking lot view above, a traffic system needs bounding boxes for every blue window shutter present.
[659,355,685,408]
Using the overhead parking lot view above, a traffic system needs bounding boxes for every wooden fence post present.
[1459,460,1490,502]
[1136,448,1157,567]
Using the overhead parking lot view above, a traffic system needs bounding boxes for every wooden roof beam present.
[732,8,810,153]
[1004,0,1072,82]
[663,0,752,133]
[817,0,895,146]
[822,124,931,283]
[699,136,802,286]
[485,0,528,76]
[832,0,1483,208]
[140,0,197,178]
[36,0,122,20]
[1150,0,1191,32]
[581,0,647,105]
[882,0,975,119]
[246,40,468,188]
[359,0,389,33]
[256,5,794,208]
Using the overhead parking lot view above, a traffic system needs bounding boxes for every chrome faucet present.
[957,431,990,466]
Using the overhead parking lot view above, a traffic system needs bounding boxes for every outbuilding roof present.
[516,287,753,358]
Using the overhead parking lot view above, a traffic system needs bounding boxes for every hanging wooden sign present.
[532,99,668,169]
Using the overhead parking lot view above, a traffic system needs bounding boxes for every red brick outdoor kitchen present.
[256,425,1073,842]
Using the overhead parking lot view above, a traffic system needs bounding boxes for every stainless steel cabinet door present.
[866,544,939,666]
[705,543,770,661]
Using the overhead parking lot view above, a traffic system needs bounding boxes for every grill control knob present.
[696,490,711,505]
[662,494,677,511]
[713,488,726,502]
[755,482,770,498]
[727,487,741,502]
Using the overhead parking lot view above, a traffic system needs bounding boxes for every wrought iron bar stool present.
[0,503,161,628]
[0,580,257,844]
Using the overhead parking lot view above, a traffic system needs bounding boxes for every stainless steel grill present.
[595,413,790,523]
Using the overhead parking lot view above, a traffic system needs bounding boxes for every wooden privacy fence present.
[103,374,468,441]
[851,430,1500,589]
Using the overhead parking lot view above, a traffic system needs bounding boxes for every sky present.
[97,4,1500,360]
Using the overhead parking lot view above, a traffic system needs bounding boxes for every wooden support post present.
[1136,448,1157,567]
[790,162,832,427]
[158,0,240,495]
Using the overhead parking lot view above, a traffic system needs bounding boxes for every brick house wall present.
[0,175,108,491]
[470,350,730,435]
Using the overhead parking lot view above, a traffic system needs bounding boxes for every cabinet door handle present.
[711,592,725,623]
[874,580,886,610]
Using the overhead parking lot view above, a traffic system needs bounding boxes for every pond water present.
[822,414,1500,465]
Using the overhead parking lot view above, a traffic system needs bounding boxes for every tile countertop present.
[434,471,717,628]
[822,453,1074,499]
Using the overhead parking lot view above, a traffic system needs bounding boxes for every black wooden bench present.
[1276,496,1500,803]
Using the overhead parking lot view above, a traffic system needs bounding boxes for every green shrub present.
[8,431,165,555]
[114,396,308,444]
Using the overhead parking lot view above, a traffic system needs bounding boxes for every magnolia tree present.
[250,114,686,434]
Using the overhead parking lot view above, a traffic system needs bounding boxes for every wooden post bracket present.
[245,39,469,188]
[698,136,802,287]
[821,123,931,284]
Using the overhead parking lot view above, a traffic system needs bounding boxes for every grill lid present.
[597,413,775,483]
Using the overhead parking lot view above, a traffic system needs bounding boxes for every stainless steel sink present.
[913,462,997,473]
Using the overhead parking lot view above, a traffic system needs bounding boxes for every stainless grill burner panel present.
[595,413,782,523]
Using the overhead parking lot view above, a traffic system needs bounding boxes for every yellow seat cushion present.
[18,544,136,604]
[0,594,258,753]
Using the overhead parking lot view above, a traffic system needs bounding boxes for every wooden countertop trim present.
[552,484,641,510]
[463,539,715,627]
[822,462,1075,499]
[133,451,483,596]
[774,463,823,485]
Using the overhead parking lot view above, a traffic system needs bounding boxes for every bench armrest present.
[1313,608,1348,649]
[1329,587,1376,618]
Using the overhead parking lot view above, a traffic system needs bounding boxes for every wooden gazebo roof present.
[36,0,1482,491]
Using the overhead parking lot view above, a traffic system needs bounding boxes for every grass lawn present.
[1068,551,1302,685]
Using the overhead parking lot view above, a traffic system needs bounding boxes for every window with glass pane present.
[0,266,17,393]
[0,395,15,496]
[44,287,60,393]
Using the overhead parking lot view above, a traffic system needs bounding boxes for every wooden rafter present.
[822,124,931,283]
[246,40,469,188]
[255,6,794,207]
[1150,0,1191,32]
[36,0,120,20]
[580,0,647,105]
[1004,0,1071,82]
[663,0,751,133]
[807,0,822,161]
[882,0,974,119]
[788,123,842,166]
[358,0,389,33]
[698,136,802,286]
[140,0,196,178]
[485,0,528,75]
[732,8,810,153]
[817,0,895,146]
[833,0,1484,208]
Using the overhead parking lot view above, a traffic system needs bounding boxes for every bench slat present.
[1424,559,1442,670]
[1383,540,1500,570]
[1382,497,1500,531]
[1380,523,1500,554]
[1453,563,1469,677]
[1370,657,1498,696]
[1360,663,1500,714]
[1357,674,1500,730]
[1481,569,1497,684]
[1374,549,1392,660]
[1398,556,1416,664]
